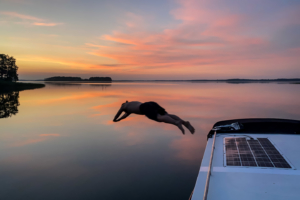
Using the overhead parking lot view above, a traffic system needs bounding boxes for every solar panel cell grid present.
[257,138,292,169]
[235,138,257,167]
[247,139,274,167]
[225,138,241,166]
[225,137,291,169]
[242,161,257,166]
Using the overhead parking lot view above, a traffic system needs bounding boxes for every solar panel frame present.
[223,137,293,169]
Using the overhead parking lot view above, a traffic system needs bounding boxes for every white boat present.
[190,118,300,200]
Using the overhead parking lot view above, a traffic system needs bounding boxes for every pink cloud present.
[84,0,299,78]
[124,12,144,28]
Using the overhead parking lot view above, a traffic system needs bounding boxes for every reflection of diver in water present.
[113,101,195,134]
[0,91,20,118]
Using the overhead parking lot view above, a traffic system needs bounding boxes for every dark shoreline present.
[19,78,300,84]
[24,78,300,82]
[112,79,300,83]
[111,79,300,84]
[0,81,45,92]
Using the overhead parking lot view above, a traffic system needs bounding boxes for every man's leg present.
[168,114,195,134]
[168,114,184,123]
[156,114,185,134]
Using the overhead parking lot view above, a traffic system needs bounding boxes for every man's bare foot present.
[176,122,185,134]
[183,121,195,134]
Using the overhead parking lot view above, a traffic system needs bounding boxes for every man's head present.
[122,100,128,106]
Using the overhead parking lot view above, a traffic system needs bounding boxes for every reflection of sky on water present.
[0,82,299,200]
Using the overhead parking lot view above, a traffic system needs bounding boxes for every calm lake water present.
[1,82,300,200]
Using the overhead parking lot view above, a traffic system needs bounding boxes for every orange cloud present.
[1,11,62,27]
[10,138,46,147]
[83,0,299,78]
[38,91,121,105]
[33,22,62,26]
[4,1,297,79]
[88,24,268,76]
[10,133,61,147]
[18,56,114,71]
[85,43,109,48]
[1,11,43,21]
[102,34,139,46]
[18,56,86,67]
[39,134,60,137]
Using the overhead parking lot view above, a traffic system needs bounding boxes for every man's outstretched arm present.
[113,106,124,122]
[115,112,130,122]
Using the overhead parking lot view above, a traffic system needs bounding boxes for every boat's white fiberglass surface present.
[192,134,300,200]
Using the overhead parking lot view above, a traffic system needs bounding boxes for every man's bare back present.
[113,101,195,134]
[122,101,143,115]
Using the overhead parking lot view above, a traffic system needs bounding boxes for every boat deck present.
[192,119,300,200]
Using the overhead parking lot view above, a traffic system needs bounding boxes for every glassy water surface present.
[1,82,299,200]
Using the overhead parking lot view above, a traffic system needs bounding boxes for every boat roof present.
[207,118,300,139]
[192,118,300,200]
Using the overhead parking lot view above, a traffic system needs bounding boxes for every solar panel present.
[225,137,291,168]
[225,138,241,166]
[236,138,256,166]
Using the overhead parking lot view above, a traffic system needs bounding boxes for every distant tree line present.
[44,76,112,82]
[44,76,82,81]
[0,54,19,82]
[89,77,112,81]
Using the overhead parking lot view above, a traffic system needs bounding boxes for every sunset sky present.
[1,0,300,80]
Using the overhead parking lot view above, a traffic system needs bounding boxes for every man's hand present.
[113,112,130,122]
[113,104,124,123]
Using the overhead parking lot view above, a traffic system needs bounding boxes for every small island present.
[44,76,112,82]
[0,54,45,92]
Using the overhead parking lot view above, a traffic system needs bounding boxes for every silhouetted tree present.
[0,54,6,79]
[0,54,19,82]
[0,91,20,118]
